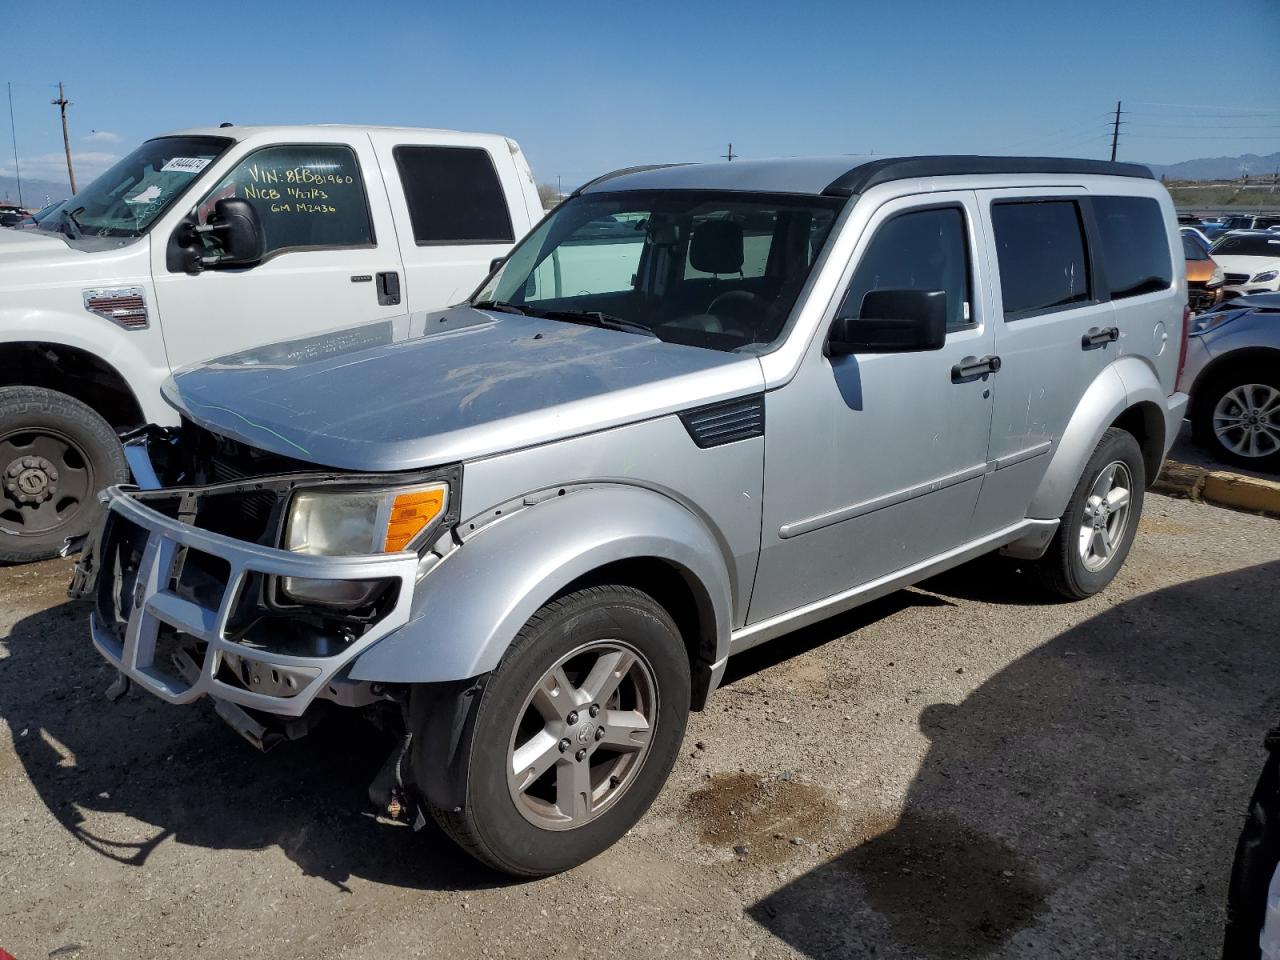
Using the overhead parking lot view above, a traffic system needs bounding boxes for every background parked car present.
[1209,233,1280,296]
[0,210,24,228]
[1179,292,1280,470]
[1183,231,1225,312]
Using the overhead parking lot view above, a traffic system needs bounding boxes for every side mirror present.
[488,256,506,275]
[200,198,264,269]
[825,289,948,357]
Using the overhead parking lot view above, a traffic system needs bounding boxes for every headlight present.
[280,482,448,607]
[1252,270,1279,283]
[1208,264,1224,288]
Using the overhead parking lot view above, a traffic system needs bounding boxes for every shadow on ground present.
[749,560,1280,959]
[0,597,500,893]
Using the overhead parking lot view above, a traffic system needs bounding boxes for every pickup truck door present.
[366,131,539,312]
[748,191,998,624]
[150,132,407,370]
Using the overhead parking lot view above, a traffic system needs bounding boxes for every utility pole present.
[6,82,21,207]
[52,82,75,194]
[721,143,738,162]
[557,174,562,197]
[1109,100,1122,162]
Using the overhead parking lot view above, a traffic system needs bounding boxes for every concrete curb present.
[1153,460,1280,518]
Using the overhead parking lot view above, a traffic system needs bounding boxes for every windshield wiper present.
[60,207,84,240]
[533,309,658,339]
[470,300,529,316]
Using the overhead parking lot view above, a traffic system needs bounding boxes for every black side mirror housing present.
[168,198,265,274]
[488,256,506,275]
[825,289,948,357]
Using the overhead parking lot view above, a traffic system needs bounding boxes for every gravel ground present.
[2,493,1278,960]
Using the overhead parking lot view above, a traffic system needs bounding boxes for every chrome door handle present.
[951,354,1001,382]
[1082,326,1120,349]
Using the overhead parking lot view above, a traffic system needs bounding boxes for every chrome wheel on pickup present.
[416,584,690,877]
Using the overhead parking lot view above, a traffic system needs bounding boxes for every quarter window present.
[394,145,515,245]
[991,200,1091,317]
[199,144,374,256]
[1094,196,1173,299]
[839,206,973,332]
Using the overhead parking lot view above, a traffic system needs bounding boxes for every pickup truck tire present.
[1035,427,1145,600]
[0,386,129,564]
[421,584,691,877]
[1190,362,1280,471]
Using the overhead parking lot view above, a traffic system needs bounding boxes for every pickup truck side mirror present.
[167,198,265,275]
[825,289,948,357]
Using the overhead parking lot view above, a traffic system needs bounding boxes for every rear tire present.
[0,386,128,564]
[416,584,691,877]
[1035,427,1145,600]
[1190,362,1280,471]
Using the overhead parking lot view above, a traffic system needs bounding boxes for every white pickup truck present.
[0,124,543,561]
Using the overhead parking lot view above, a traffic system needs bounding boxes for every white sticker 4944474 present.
[160,157,212,174]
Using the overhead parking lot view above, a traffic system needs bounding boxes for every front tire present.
[0,387,129,564]
[1191,363,1280,471]
[416,584,691,877]
[1035,427,1145,600]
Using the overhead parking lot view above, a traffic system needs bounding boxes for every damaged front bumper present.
[73,484,420,731]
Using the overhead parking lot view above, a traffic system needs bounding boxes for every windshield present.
[1211,234,1280,258]
[37,135,232,239]
[473,190,841,353]
[1182,235,1209,261]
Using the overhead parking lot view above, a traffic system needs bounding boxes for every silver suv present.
[71,155,1189,876]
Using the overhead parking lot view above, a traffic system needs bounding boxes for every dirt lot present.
[2,493,1278,959]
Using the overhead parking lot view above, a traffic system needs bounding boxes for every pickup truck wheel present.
[1035,427,1145,600]
[421,584,690,877]
[1191,363,1280,470]
[0,387,128,564]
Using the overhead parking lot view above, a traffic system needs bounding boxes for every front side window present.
[991,200,1091,317]
[838,206,973,333]
[474,190,840,353]
[394,145,515,245]
[1093,196,1173,299]
[38,136,231,239]
[198,144,373,257]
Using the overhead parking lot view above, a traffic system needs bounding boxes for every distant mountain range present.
[1140,152,1280,182]
[0,175,71,209]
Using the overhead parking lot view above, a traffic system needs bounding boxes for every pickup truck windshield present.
[38,135,232,239]
[474,190,841,353]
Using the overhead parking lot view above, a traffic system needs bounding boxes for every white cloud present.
[0,151,120,182]
[83,130,122,144]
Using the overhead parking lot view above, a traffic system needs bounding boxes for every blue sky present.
[5,0,1279,193]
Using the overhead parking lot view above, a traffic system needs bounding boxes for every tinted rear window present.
[394,145,515,245]
[1092,196,1173,298]
[991,200,1091,316]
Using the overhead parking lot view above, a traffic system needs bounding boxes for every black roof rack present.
[822,155,1155,197]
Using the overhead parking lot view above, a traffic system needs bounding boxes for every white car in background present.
[1210,232,1280,296]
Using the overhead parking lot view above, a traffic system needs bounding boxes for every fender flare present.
[349,484,734,687]
[0,313,173,425]
[1027,356,1170,520]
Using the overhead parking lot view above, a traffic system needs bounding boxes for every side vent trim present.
[679,394,765,448]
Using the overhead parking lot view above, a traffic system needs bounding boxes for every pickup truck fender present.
[1027,355,1175,520]
[0,309,173,425]
[349,484,734,696]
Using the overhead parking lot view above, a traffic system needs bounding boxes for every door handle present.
[951,354,1001,382]
[1082,326,1120,349]
[376,271,401,306]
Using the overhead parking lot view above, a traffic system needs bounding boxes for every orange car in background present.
[1184,230,1225,312]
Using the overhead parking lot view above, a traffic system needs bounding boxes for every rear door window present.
[199,143,374,256]
[1093,196,1173,298]
[393,145,515,245]
[991,200,1092,318]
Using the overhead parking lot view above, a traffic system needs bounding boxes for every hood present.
[163,308,765,470]
[1214,253,1280,277]
[1185,258,1218,283]
[0,226,69,256]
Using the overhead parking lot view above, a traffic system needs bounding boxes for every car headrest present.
[689,220,744,274]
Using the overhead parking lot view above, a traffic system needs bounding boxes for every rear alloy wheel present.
[1036,427,1145,600]
[418,584,690,877]
[0,387,129,564]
